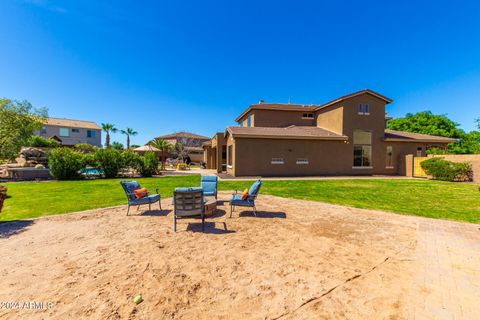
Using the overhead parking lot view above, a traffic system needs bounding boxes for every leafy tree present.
[140,151,159,177]
[387,111,464,138]
[110,141,124,150]
[0,98,47,160]
[48,148,84,180]
[149,138,173,170]
[172,142,189,161]
[120,128,138,149]
[101,123,117,148]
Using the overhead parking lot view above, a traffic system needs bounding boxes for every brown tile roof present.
[226,126,348,140]
[45,117,100,130]
[155,131,210,140]
[235,89,393,122]
[315,89,393,110]
[235,104,317,122]
[384,130,456,143]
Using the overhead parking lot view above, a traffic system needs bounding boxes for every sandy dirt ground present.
[0,191,479,319]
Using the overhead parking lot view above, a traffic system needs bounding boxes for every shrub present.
[426,147,447,155]
[26,136,61,148]
[420,157,473,182]
[140,151,159,177]
[122,150,143,172]
[48,148,84,180]
[94,148,123,178]
[75,143,97,153]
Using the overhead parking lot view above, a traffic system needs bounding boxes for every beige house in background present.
[153,131,210,162]
[35,117,102,147]
[203,89,455,177]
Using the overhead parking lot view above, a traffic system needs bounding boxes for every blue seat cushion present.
[203,190,216,196]
[120,181,141,200]
[129,194,160,205]
[230,194,254,206]
[248,180,262,196]
[175,187,203,193]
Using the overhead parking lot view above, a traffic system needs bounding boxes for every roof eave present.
[383,138,455,143]
[230,134,348,140]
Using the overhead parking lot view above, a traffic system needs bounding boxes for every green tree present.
[0,98,47,160]
[149,138,173,170]
[120,128,138,149]
[387,111,464,138]
[101,123,117,148]
[110,141,124,150]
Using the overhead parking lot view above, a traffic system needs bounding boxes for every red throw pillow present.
[241,188,249,200]
[133,188,148,199]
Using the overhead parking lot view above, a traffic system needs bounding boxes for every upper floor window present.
[296,158,309,165]
[59,128,70,137]
[87,130,96,138]
[247,115,252,127]
[72,128,80,133]
[302,113,314,119]
[40,126,47,134]
[358,103,369,115]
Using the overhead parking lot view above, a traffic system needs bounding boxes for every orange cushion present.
[133,188,148,199]
[241,188,249,201]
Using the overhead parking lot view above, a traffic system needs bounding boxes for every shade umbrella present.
[133,145,161,152]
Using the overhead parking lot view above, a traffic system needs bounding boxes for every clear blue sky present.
[1,0,479,146]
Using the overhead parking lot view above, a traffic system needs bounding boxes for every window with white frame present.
[358,103,370,115]
[353,130,372,167]
[59,128,70,137]
[296,158,309,165]
[302,113,314,119]
[227,145,233,167]
[271,158,284,165]
[386,146,393,168]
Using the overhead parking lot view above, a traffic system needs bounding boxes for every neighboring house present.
[203,89,455,177]
[153,132,210,162]
[35,117,102,147]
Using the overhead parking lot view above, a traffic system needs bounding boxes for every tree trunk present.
[161,149,166,171]
[0,186,7,213]
[106,133,110,148]
[127,136,130,149]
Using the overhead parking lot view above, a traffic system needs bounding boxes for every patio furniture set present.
[120,176,262,232]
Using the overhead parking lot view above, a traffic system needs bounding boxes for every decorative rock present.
[35,164,46,169]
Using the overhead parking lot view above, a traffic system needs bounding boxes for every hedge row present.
[420,157,473,182]
[48,148,159,180]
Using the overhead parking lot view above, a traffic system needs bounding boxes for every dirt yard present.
[0,192,479,319]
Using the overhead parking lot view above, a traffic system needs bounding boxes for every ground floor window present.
[227,145,233,167]
[386,146,393,168]
[353,130,372,167]
[416,147,423,157]
[296,158,309,165]
[271,158,284,165]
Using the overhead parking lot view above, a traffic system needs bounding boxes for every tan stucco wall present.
[36,125,102,147]
[316,105,343,134]
[248,110,315,127]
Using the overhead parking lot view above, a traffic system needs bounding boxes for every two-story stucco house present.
[36,117,102,147]
[203,89,455,177]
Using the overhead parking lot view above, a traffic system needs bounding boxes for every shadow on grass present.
[238,211,287,218]
[0,220,34,239]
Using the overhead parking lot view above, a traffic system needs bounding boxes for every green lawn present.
[1,176,479,223]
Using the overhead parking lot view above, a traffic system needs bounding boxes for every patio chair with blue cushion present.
[229,179,262,218]
[173,187,204,232]
[200,175,218,199]
[120,180,161,216]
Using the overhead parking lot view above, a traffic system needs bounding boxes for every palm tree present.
[120,128,138,149]
[101,123,117,148]
[149,138,173,170]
